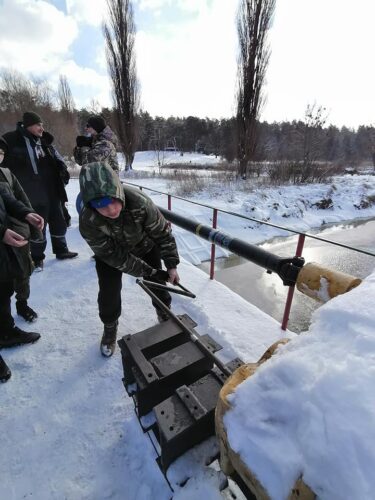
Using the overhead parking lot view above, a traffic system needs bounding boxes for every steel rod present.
[136,279,232,377]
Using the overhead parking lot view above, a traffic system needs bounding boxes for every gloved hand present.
[76,135,93,148]
[149,269,170,282]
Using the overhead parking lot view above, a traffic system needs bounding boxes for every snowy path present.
[0,199,287,500]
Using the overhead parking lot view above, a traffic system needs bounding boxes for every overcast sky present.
[0,0,374,128]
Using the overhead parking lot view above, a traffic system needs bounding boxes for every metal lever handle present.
[141,279,196,298]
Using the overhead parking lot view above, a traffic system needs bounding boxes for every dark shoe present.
[16,301,38,323]
[56,251,78,260]
[33,260,44,272]
[156,307,171,323]
[0,355,11,382]
[100,320,118,357]
[0,326,41,349]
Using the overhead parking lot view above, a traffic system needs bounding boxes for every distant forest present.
[0,71,374,168]
[1,107,374,168]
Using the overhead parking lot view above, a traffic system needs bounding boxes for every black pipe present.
[159,207,304,286]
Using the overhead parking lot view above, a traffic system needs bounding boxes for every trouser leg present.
[95,258,123,325]
[13,276,30,302]
[30,204,48,262]
[0,281,15,333]
[48,199,68,255]
[143,246,172,311]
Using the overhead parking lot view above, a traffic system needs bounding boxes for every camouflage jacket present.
[74,126,119,173]
[79,162,179,277]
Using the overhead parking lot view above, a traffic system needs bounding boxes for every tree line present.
[0,69,374,173]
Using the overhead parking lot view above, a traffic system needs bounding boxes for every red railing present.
[125,181,375,331]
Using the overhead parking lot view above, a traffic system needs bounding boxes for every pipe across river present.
[198,218,375,332]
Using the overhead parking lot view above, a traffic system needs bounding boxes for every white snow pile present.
[224,270,375,500]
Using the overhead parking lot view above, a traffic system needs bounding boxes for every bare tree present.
[103,0,139,171]
[298,103,329,182]
[0,69,53,112]
[236,0,275,178]
[58,75,75,116]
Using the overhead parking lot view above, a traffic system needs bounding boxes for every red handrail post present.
[209,208,218,280]
[281,234,305,331]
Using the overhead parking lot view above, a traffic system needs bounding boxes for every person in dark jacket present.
[0,144,39,322]
[1,112,78,270]
[74,115,119,173]
[79,162,180,357]
[0,186,44,382]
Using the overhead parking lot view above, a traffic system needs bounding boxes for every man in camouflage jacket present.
[79,161,180,357]
[74,115,119,173]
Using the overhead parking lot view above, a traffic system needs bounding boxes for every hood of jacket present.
[79,161,124,206]
[97,126,118,147]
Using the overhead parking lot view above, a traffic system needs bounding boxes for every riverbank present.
[118,167,375,265]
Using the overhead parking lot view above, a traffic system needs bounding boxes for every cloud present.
[0,0,111,109]
[0,0,78,74]
[136,0,238,118]
[66,0,108,26]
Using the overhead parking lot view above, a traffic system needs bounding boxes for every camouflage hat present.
[79,161,124,206]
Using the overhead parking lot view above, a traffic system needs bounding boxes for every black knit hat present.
[23,111,43,128]
[86,115,106,133]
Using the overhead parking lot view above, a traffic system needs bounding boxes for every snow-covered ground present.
[131,150,223,170]
[1,162,375,500]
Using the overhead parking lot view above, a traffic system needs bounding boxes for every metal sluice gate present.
[118,279,244,477]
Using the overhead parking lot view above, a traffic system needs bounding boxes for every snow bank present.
[224,270,375,500]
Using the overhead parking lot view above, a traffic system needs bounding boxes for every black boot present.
[0,326,41,349]
[56,251,78,260]
[16,300,38,322]
[100,320,118,357]
[33,260,44,272]
[0,355,11,382]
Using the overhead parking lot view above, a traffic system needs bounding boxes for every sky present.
[1,166,375,499]
[0,0,374,128]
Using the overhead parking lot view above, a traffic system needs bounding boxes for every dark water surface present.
[198,218,375,333]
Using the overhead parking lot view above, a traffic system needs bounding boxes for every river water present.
[198,218,375,333]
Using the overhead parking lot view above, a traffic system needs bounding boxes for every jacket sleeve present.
[79,213,154,277]
[86,140,119,172]
[50,146,70,185]
[0,186,33,220]
[142,198,180,269]
[0,221,6,240]
[11,174,32,208]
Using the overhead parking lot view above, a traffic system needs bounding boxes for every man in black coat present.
[1,112,78,270]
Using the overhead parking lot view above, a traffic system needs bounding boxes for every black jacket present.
[0,187,34,282]
[1,124,69,207]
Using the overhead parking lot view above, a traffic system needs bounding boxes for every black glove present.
[149,269,169,282]
[76,135,93,148]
